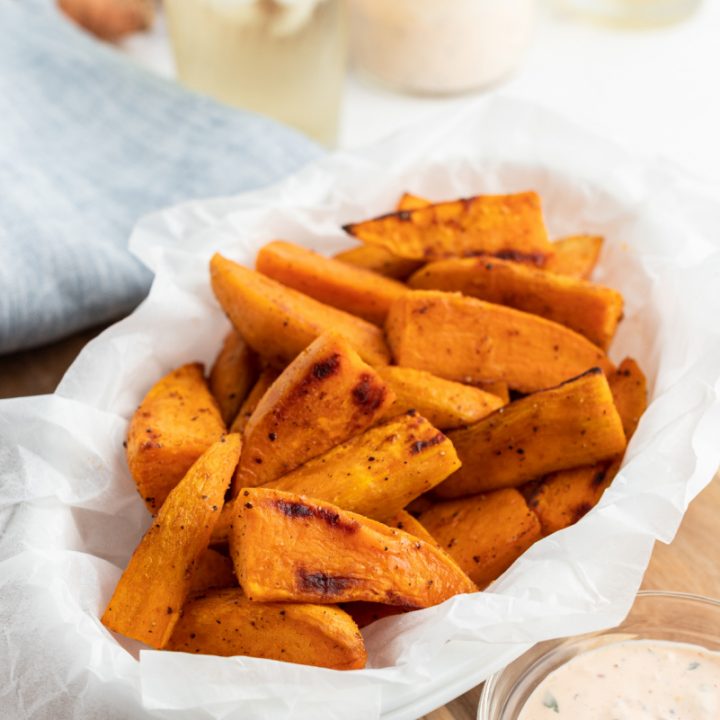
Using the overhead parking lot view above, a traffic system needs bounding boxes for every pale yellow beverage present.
[165,0,347,146]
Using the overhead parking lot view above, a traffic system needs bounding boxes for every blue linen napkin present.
[0,0,323,355]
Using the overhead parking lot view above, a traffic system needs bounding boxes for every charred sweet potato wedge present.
[166,588,367,670]
[545,235,604,279]
[209,330,259,426]
[210,253,390,367]
[383,509,440,548]
[344,192,554,264]
[126,362,226,513]
[256,240,408,326]
[341,602,407,629]
[234,333,394,492]
[417,489,542,589]
[409,256,624,349]
[102,435,241,648]
[377,366,505,430]
[230,488,477,607]
[524,357,647,535]
[265,413,459,520]
[397,192,432,211]
[228,367,280,434]
[436,369,627,498]
[333,245,423,280]
[386,291,612,393]
[189,547,237,593]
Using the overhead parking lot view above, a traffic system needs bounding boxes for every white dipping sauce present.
[518,639,720,719]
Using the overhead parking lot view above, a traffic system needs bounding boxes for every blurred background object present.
[164,0,347,146]
[349,0,536,95]
[58,0,154,40]
[553,0,701,27]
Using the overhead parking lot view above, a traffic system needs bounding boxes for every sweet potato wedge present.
[397,193,432,211]
[209,330,259,426]
[378,366,505,430]
[476,379,510,404]
[265,413,460,519]
[386,291,612,393]
[341,602,407,629]
[230,488,477,607]
[333,245,423,280]
[436,368,627,498]
[228,367,279,434]
[234,333,394,492]
[256,240,408,326]
[189,548,237,593]
[525,357,647,535]
[408,256,624,349]
[166,588,367,670]
[417,489,542,588]
[384,509,440,548]
[344,192,554,264]
[210,253,390,367]
[126,362,226,513]
[102,435,241,649]
[545,235,604,279]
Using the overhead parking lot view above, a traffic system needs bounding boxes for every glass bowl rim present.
[478,589,720,719]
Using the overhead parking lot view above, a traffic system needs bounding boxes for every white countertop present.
[121,2,720,183]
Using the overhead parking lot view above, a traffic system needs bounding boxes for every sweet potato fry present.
[166,589,367,670]
[102,435,241,649]
[210,253,390,367]
[256,240,407,325]
[344,192,553,264]
[228,367,279,434]
[333,245,423,280]
[476,379,510,404]
[384,509,441,548]
[545,235,604,279]
[417,489,542,588]
[377,366,505,430]
[234,333,394,492]
[209,330,259,426]
[524,358,647,535]
[230,488,476,607]
[436,368,627,498]
[189,548,237,593]
[265,413,460,519]
[126,363,225,513]
[408,256,624,349]
[386,290,612,393]
[397,193,432,211]
[341,603,407,628]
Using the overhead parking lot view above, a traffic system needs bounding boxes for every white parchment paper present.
[2,97,720,720]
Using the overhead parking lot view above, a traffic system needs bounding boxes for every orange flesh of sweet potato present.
[264,413,460,520]
[166,588,367,670]
[257,240,408,326]
[234,333,394,492]
[386,290,612,394]
[209,330,259,426]
[475,379,510,404]
[333,245,423,280]
[341,602,407,628]
[189,547,237,593]
[228,367,279,434]
[436,368,627,498]
[525,357,647,535]
[408,256,624,350]
[378,366,505,430]
[397,193,432,211]
[230,488,477,607]
[126,362,226,513]
[383,509,441,548]
[344,192,554,264]
[210,253,390,368]
[417,489,542,589]
[545,235,604,279]
[102,434,241,649]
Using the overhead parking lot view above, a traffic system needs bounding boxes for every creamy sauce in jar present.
[518,639,720,719]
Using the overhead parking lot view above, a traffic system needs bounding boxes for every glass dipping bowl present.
[478,590,720,720]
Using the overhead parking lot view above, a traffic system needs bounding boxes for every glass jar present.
[478,591,720,720]
[348,0,535,95]
[554,0,701,27]
[165,0,347,146]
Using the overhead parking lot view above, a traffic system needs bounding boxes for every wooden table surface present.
[1,327,718,720]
